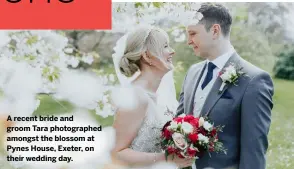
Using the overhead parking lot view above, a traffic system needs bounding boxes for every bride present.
[111,25,194,169]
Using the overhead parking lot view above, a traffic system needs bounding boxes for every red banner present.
[0,0,111,29]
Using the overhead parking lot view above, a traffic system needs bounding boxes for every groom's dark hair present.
[197,3,232,37]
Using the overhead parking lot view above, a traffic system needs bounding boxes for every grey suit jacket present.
[176,52,274,169]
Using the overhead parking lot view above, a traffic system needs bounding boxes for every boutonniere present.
[218,63,245,94]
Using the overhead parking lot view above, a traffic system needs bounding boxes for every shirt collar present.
[206,48,235,70]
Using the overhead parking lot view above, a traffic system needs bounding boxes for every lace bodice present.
[129,90,174,153]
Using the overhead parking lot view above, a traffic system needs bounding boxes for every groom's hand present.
[239,72,274,169]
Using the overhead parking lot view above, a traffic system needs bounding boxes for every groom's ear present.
[211,24,221,39]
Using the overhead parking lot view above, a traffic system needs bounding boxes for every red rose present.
[188,133,198,143]
[187,147,197,157]
[162,121,171,139]
[173,117,183,123]
[209,143,214,152]
[209,147,214,152]
[210,128,217,137]
[190,118,199,128]
[162,121,171,130]
[198,127,207,135]
[167,146,176,154]
[183,115,195,123]
[163,128,172,139]
[176,152,185,159]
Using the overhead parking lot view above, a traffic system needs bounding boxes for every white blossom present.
[0,30,112,118]
[110,86,139,111]
[0,31,11,48]
[112,2,202,33]
[81,55,94,65]
[67,57,80,68]
[171,29,181,37]
[64,47,74,53]
[108,74,115,82]
[54,70,106,110]
[174,33,186,42]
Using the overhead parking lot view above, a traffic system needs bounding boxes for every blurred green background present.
[1,2,294,169]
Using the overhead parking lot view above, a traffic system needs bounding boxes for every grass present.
[266,78,294,169]
[0,72,293,169]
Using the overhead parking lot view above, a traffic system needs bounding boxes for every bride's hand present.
[166,154,194,168]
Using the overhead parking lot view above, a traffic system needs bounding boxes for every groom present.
[176,3,274,169]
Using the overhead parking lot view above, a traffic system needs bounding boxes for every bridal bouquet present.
[160,114,226,169]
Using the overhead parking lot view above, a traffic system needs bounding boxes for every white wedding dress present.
[112,29,179,167]
[129,88,174,154]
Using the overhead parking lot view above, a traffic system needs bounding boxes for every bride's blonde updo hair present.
[119,26,169,77]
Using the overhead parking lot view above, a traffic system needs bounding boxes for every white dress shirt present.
[193,49,235,117]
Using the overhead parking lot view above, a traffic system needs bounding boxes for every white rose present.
[172,133,187,150]
[198,133,209,144]
[203,121,213,131]
[225,65,235,72]
[225,65,237,80]
[199,117,205,127]
[168,121,178,131]
[220,71,230,81]
[229,68,237,76]
[181,122,193,134]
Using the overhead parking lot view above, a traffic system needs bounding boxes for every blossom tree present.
[111,2,202,41]
[0,30,116,118]
[0,30,118,169]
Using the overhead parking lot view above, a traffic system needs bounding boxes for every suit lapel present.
[200,52,240,117]
[187,63,207,115]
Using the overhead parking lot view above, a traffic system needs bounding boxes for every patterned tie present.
[201,62,217,90]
